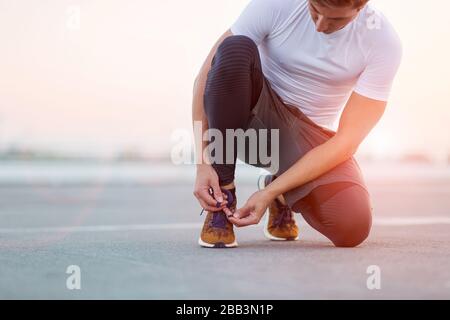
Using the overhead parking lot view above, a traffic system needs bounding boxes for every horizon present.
[0,144,447,164]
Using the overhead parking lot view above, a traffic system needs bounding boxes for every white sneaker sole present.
[258,175,299,241]
[198,237,238,248]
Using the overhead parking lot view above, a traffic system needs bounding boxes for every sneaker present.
[198,188,238,248]
[258,175,299,241]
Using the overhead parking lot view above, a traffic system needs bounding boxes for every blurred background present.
[0,0,449,164]
[1,0,450,299]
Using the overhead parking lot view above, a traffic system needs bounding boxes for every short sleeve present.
[354,33,403,102]
[230,0,281,46]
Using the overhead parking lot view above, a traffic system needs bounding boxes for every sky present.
[0,0,449,160]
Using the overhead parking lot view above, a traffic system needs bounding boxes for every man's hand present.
[193,164,228,212]
[225,190,274,227]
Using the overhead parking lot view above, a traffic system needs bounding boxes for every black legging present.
[204,35,264,185]
[203,35,371,247]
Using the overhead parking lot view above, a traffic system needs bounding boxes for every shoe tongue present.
[273,200,293,226]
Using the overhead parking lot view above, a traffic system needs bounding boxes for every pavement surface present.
[1,164,450,299]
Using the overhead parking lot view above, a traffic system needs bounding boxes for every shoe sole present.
[198,237,238,248]
[258,175,299,241]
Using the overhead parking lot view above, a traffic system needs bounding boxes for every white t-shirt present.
[230,0,403,129]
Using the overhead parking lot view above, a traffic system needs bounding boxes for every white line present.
[0,223,202,234]
[297,217,450,226]
[1,217,450,234]
[372,217,450,226]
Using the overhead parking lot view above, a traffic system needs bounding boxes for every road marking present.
[1,217,450,234]
[0,223,202,234]
[372,217,450,226]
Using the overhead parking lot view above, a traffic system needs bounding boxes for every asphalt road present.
[1,173,450,299]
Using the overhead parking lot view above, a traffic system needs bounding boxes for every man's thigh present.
[237,75,298,173]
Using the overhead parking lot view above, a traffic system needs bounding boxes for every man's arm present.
[265,92,386,200]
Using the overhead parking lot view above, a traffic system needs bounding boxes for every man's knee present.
[214,35,259,67]
[204,35,261,101]
[331,207,372,248]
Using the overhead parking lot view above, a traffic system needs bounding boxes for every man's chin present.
[322,26,346,34]
[323,28,340,34]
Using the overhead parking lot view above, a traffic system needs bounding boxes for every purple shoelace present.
[200,188,234,230]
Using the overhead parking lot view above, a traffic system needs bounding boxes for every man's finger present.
[223,207,234,218]
[198,199,226,212]
[210,182,224,203]
[232,204,252,219]
[198,189,221,207]
[228,214,258,227]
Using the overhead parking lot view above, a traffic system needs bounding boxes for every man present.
[192,0,402,248]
